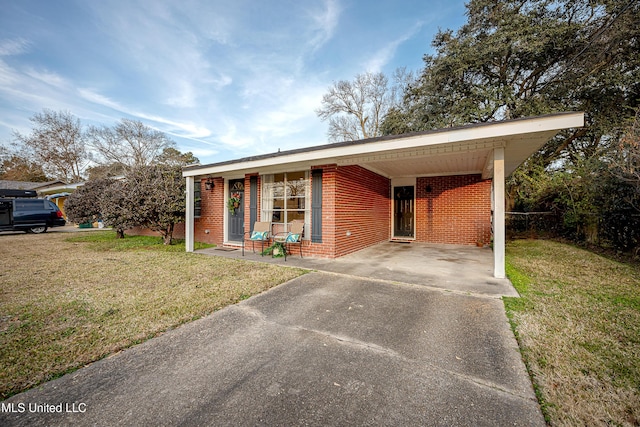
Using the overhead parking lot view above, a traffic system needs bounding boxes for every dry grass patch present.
[0,231,305,399]
[505,239,640,426]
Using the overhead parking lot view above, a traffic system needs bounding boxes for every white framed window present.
[261,171,310,238]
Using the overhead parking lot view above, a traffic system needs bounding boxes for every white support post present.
[493,147,506,279]
[185,176,195,253]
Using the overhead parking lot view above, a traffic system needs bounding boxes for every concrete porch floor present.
[196,241,517,298]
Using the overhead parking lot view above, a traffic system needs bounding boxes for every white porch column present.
[185,176,195,253]
[493,147,506,278]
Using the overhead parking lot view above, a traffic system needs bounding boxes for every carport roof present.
[183,112,584,179]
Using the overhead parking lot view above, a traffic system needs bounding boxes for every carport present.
[185,112,585,278]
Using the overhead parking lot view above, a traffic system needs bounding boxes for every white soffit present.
[184,112,585,178]
[341,147,494,178]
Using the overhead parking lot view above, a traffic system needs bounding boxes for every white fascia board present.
[183,112,584,178]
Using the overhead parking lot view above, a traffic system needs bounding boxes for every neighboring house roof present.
[183,112,585,180]
[0,180,67,191]
[33,181,70,191]
[0,180,41,190]
[40,182,85,193]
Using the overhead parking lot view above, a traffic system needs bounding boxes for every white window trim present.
[261,171,310,239]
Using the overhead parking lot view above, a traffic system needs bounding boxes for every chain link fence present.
[506,212,562,239]
[507,211,640,255]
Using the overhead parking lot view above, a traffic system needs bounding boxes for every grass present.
[504,239,640,426]
[0,231,306,399]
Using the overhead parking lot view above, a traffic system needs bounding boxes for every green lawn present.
[505,239,640,426]
[0,231,306,399]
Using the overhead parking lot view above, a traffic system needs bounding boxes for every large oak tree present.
[381,0,640,249]
[383,0,640,166]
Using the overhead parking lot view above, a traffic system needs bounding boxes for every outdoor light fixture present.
[425,185,432,193]
[205,177,215,190]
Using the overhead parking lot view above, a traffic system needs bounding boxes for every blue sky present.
[0,0,467,166]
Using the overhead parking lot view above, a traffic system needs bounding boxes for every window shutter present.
[311,170,322,243]
[250,176,258,232]
[194,180,202,218]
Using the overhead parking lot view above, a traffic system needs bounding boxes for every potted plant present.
[261,241,287,258]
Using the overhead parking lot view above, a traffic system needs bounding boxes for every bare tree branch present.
[88,119,175,169]
[316,71,410,142]
[12,109,90,183]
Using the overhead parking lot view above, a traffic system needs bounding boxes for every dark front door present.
[228,179,245,242]
[394,186,414,238]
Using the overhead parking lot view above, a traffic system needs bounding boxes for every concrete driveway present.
[1,244,544,426]
[203,241,517,298]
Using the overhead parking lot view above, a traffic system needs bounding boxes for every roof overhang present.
[184,112,584,179]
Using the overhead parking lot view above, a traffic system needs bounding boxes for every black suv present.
[0,189,66,234]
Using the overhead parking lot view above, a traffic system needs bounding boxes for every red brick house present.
[183,112,584,278]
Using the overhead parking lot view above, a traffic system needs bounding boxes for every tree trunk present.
[162,223,174,245]
[116,228,125,239]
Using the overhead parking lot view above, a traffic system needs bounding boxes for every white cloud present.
[82,1,225,107]
[0,60,20,87]
[215,121,258,148]
[0,38,30,56]
[363,22,424,73]
[254,87,325,138]
[186,146,219,161]
[134,112,212,140]
[165,80,197,109]
[307,0,341,52]
[77,88,125,112]
[0,0,468,166]
[0,61,76,112]
[78,88,213,142]
[25,68,68,89]
[0,1,336,163]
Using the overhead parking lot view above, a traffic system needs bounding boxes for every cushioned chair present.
[248,222,271,255]
[273,220,304,261]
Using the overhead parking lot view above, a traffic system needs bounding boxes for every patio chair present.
[246,221,271,256]
[273,220,304,261]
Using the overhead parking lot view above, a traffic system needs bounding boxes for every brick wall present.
[300,165,337,258]
[281,165,390,258]
[194,177,225,244]
[237,172,490,251]
[334,165,391,257]
[128,171,491,253]
[415,175,491,245]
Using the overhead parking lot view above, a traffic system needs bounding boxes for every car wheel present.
[27,226,47,234]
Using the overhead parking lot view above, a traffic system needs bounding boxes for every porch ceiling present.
[356,150,491,178]
[335,138,499,178]
[341,129,561,179]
